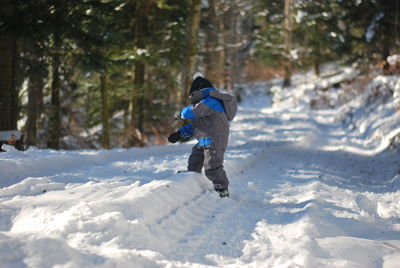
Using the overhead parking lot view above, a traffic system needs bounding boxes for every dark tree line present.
[0,0,398,150]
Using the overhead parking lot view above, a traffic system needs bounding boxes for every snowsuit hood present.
[189,87,214,104]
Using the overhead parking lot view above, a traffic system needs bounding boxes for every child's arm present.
[180,99,222,120]
[179,123,193,138]
[180,105,197,120]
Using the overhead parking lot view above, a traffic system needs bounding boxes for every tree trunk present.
[395,0,400,48]
[100,73,110,149]
[225,7,240,88]
[312,23,321,77]
[129,0,151,147]
[313,60,321,77]
[381,20,392,60]
[225,3,251,88]
[25,72,44,147]
[205,0,225,88]
[129,61,146,147]
[0,0,18,130]
[283,0,293,87]
[135,62,145,136]
[181,0,201,106]
[129,87,139,145]
[47,31,62,149]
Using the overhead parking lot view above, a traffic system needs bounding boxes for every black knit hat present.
[189,73,214,94]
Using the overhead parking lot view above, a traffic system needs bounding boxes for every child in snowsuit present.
[168,73,236,197]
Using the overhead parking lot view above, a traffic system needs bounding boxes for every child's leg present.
[204,148,229,190]
[188,145,204,173]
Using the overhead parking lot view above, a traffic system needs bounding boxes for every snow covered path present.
[1,72,400,267]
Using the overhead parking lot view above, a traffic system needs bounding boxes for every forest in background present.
[0,0,399,150]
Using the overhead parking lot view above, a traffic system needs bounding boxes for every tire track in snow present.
[163,145,281,265]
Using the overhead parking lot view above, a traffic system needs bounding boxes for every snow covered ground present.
[1,65,400,267]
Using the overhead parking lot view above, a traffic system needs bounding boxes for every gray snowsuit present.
[178,87,236,190]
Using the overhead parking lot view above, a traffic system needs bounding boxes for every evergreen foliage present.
[253,0,400,74]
